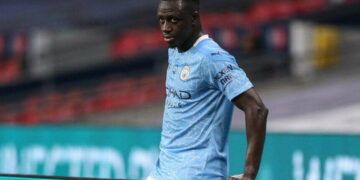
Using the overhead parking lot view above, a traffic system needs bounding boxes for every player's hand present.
[228,174,244,180]
[228,173,255,180]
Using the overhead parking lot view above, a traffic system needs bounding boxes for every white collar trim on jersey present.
[193,34,210,47]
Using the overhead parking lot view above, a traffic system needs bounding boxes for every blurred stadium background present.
[0,0,359,179]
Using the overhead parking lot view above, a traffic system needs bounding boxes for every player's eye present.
[159,18,165,24]
[170,18,179,23]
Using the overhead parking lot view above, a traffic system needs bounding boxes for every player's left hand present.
[228,174,244,180]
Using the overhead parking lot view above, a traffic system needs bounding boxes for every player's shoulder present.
[193,38,236,63]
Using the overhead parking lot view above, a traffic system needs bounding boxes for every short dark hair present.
[189,0,200,10]
[161,0,200,12]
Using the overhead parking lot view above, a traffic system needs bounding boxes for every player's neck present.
[178,31,204,53]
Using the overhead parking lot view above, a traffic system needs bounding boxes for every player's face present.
[157,1,194,49]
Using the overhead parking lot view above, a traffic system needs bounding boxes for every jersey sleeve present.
[202,53,253,101]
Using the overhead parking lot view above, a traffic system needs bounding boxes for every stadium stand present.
[0,75,164,124]
[0,0,358,124]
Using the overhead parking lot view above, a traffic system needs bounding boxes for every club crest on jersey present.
[180,65,190,81]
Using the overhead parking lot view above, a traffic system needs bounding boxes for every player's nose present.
[161,21,172,33]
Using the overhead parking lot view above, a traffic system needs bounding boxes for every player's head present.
[157,0,202,51]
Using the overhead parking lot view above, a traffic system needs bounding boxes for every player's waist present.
[156,149,228,179]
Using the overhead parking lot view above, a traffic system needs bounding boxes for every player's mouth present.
[163,36,175,43]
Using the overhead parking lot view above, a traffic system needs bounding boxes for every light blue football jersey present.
[149,35,253,180]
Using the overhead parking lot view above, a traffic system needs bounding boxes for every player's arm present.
[231,88,268,180]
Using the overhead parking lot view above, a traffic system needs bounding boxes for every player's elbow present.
[259,104,269,119]
[248,103,268,125]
